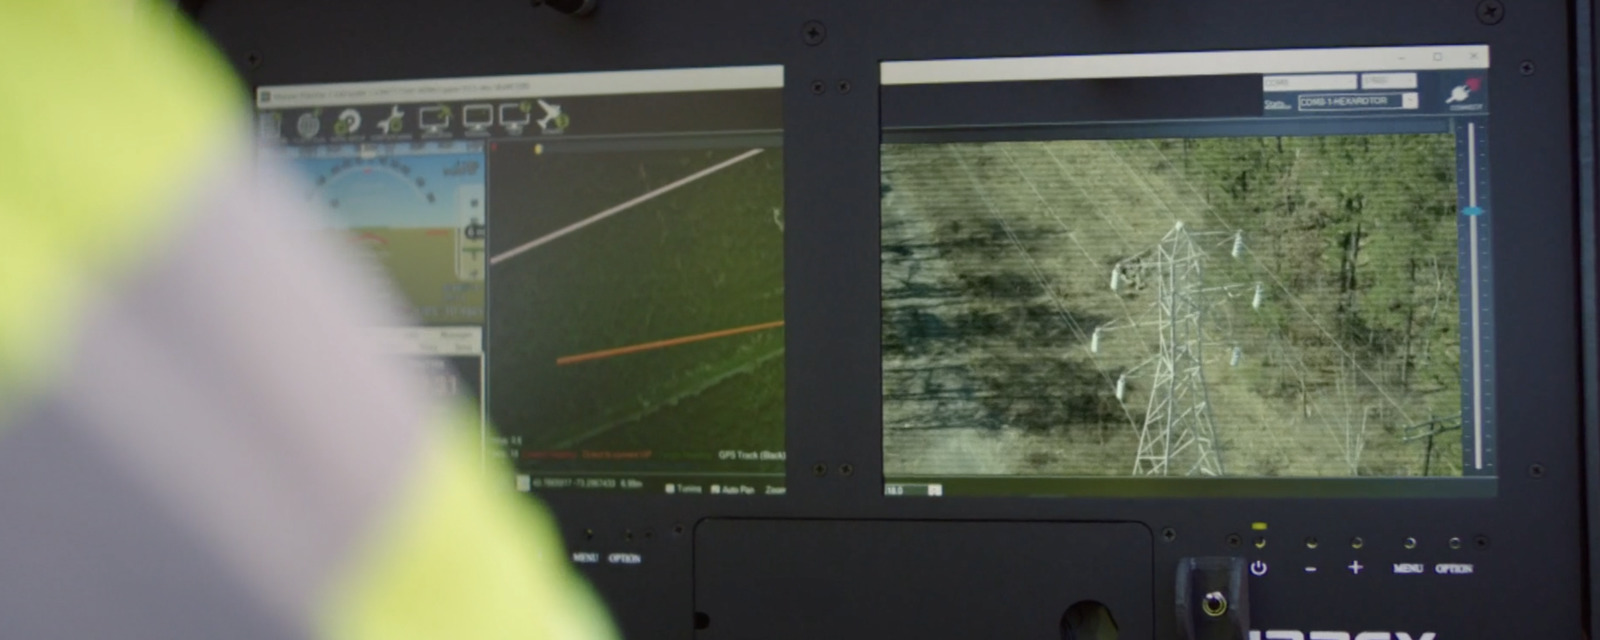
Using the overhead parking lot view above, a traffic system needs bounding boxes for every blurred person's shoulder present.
[0,0,240,406]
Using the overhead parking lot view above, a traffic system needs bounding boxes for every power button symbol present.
[1249,560,1268,576]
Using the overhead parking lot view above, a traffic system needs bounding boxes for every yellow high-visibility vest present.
[0,3,616,639]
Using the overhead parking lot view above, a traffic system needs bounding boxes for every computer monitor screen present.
[257,65,786,496]
[499,102,533,129]
[419,105,451,131]
[879,45,1494,497]
[462,104,494,130]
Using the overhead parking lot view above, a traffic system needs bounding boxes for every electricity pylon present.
[1093,221,1257,476]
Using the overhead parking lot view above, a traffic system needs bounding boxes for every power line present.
[1038,144,1140,244]
[950,146,1143,432]
[1122,139,1417,426]
[995,145,1155,355]
[489,148,764,265]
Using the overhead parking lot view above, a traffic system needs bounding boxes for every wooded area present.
[882,134,1465,478]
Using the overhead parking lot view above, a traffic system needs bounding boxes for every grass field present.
[882,135,1464,478]
[488,145,784,466]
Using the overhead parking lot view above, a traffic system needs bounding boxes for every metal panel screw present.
[811,80,827,95]
[1529,462,1546,477]
[812,462,828,477]
[245,51,263,69]
[837,80,852,94]
[1519,60,1536,76]
[802,21,826,46]
[1161,527,1177,542]
[1476,0,1504,25]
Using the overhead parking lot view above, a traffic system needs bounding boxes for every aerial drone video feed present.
[489,143,786,480]
[882,135,1465,479]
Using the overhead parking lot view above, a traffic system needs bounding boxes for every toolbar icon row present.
[260,100,569,139]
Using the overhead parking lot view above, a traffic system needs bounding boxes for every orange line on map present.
[555,320,785,366]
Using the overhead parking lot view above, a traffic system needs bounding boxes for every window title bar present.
[258,64,785,109]
[881,45,1488,86]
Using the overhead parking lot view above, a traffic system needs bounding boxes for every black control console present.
[207,0,1597,637]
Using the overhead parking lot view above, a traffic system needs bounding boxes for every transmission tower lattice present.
[1095,221,1256,477]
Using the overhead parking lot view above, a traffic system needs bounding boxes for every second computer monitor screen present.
[880,46,1495,494]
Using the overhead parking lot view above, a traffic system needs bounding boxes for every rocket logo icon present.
[1446,77,1483,104]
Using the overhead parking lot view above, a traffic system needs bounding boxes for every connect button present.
[1249,560,1268,576]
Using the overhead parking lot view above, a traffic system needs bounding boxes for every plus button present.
[1347,560,1365,575]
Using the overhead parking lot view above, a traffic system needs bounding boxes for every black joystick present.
[1176,557,1251,640]
[534,0,596,17]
